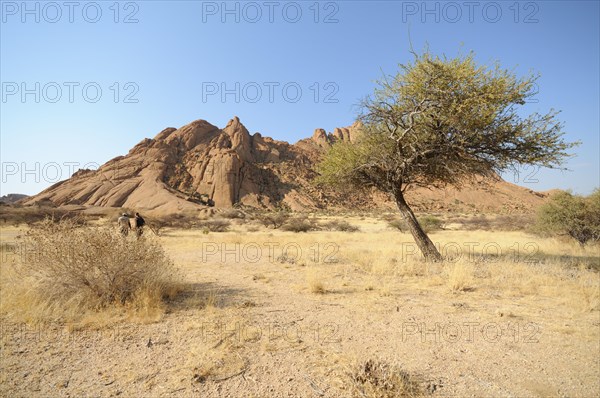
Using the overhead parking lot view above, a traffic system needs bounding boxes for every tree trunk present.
[394,190,443,262]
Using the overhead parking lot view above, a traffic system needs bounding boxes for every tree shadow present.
[461,252,599,272]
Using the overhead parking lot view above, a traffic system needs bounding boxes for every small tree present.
[535,189,600,246]
[318,50,578,261]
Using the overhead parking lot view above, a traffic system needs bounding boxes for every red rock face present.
[23,117,547,215]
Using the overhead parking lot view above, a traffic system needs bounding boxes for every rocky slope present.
[23,117,547,215]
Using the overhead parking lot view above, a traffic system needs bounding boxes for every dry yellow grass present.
[1,214,599,397]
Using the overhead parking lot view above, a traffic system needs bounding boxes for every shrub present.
[258,212,290,229]
[419,215,444,233]
[387,218,407,232]
[3,219,180,318]
[220,209,246,219]
[321,219,360,232]
[198,219,231,232]
[534,189,600,246]
[388,215,443,233]
[281,218,317,233]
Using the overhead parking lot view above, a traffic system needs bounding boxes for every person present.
[134,212,145,237]
[118,213,130,237]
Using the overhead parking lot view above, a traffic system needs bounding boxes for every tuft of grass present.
[347,359,423,398]
[307,268,326,294]
[446,261,474,292]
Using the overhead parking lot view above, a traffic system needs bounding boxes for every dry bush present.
[388,218,407,232]
[418,215,444,233]
[0,219,180,321]
[282,218,318,233]
[459,214,492,231]
[153,213,199,230]
[219,209,246,219]
[258,212,291,229]
[0,205,93,227]
[347,359,423,398]
[197,219,231,232]
[387,215,443,233]
[322,219,360,232]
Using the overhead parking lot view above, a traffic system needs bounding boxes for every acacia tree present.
[318,51,578,261]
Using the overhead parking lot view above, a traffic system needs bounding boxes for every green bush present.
[534,189,600,246]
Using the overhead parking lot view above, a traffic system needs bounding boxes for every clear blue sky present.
[1,0,598,196]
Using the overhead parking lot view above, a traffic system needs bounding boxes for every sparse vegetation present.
[258,211,291,229]
[220,209,246,219]
[0,205,94,226]
[306,268,326,293]
[418,215,444,233]
[347,359,423,398]
[388,215,443,233]
[1,214,598,397]
[281,217,318,233]
[197,219,231,233]
[0,219,180,322]
[321,219,360,232]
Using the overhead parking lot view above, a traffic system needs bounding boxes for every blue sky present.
[1,0,599,196]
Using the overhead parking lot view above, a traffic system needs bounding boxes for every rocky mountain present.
[23,117,547,215]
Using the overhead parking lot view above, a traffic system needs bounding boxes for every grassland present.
[1,213,598,397]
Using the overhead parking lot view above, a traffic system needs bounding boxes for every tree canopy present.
[318,50,579,261]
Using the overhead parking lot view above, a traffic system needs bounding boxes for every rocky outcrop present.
[23,116,548,215]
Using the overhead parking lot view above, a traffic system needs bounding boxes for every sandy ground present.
[1,219,599,397]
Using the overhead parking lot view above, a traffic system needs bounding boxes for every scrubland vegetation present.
[0,201,598,397]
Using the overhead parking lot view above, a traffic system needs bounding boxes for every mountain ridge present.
[22,117,547,215]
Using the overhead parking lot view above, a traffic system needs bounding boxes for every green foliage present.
[317,48,578,261]
[317,50,578,193]
[534,189,600,246]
